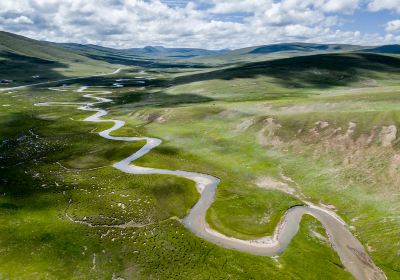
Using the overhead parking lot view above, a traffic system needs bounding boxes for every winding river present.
[33,72,386,280]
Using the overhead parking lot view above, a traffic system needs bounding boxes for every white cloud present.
[0,0,398,49]
[368,0,400,13]
[210,0,270,14]
[0,15,33,25]
[320,0,361,14]
[211,0,360,15]
[386,19,400,32]
[255,1,337,27]
[210,0,272,14]
[13,16,33,24]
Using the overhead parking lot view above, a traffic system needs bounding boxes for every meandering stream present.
[34,75,386,280]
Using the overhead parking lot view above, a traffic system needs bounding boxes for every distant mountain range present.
[1,30,400,82]
[127,46,229,58]
[247,43,365,54]
[58,43,229,58]
[364,45,400,54]
[58,42,400,58]
[2,31,400,64]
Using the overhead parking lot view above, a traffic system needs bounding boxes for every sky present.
[0,0,400,49]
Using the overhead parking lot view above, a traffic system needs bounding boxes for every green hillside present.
[189,43,367,65]
[365,44,400,54]
[0,31,114,86]
[0,31,399,279]
[174,52,400,89]
[57,43,206,68]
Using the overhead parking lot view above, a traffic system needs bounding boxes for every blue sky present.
[0,0,399,49]
[341,10,397,33]
[167,0,400,34]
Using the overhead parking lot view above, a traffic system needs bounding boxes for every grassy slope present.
[1,51,399,279]
[175,52,400,89]
[0,31,114,86]
[111,53,400,278]
[0,76,352,279]
[189,43,366,65]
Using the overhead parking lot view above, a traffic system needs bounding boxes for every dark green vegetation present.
[365,45,400,54]
[1,30,398,86]
[174,52,400,89]
[1,31,399,279]
[0,79,352,280]
[0,31,115,85]
[0,31,205,87]
[60,43,228,59]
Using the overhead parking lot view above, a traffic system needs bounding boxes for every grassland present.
[0,31,119,87]
[1,51,399,279]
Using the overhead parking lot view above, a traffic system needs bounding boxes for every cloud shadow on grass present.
[171,53,400,89]
[0,51,68,86]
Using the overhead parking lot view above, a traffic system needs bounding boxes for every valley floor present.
[1,55,400,279]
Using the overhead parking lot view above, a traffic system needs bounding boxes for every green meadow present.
[1,50,400,279]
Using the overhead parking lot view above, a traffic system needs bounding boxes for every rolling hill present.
[189,43,368,64]
[59,43,228,59]
[228,43,365,55]
[1,29,400,280]
[1,30,398,87]
[127,46,229,58]
[0,31,114,86]
[57,43,208,68]
[364,44,400,54]
[0,31,210,86]
[0,31,101,65]
[174,52,400,89]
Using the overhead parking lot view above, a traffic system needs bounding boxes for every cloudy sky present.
[0,0,400,49]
